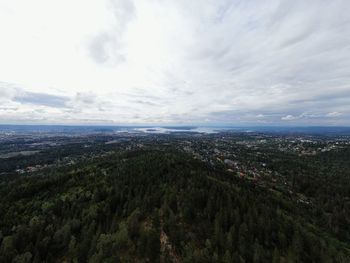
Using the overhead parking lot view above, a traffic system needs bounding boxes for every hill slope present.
[0,149,349,262]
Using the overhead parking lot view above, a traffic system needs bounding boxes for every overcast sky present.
[0,0,349,125]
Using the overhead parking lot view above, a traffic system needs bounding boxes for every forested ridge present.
[0,149,349,262]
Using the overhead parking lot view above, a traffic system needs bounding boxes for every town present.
[1,126,350,262]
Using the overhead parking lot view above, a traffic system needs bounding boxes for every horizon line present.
[0,123,350,128]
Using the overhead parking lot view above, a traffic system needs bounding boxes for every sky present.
[0,0,350,126]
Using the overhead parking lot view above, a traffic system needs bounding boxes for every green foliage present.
[0,149,349,262]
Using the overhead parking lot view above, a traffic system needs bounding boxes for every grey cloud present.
[14,92,69,108]
[81,1,350,124]
[175,0,350,124]
[0,82,69,108]
[131,100,158,106]
[0,82,18,101]
[89,33,119,64]
[2,1,350,125]
[88,0,135,65]
[0,107,18,111]
[75,92,96,104]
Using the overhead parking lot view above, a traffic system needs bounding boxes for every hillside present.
[0,147,349,262]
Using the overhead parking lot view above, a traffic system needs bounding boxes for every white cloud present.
[326,112,342,118]
[0,0,349,124]
[281,115,298,121]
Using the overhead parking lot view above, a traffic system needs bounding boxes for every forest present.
[0,143,350,262]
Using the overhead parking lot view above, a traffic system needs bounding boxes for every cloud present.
[74,92,96,105]
[130,100,158,106]
[14,92,69,108]
[0,82,18,101]
[281,115,299,121]
[326,111,342,118]
[0,0,349,125]
[87,0,135,65]
[281,111,347,123]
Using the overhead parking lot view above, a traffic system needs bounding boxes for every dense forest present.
[0,147,350,262]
